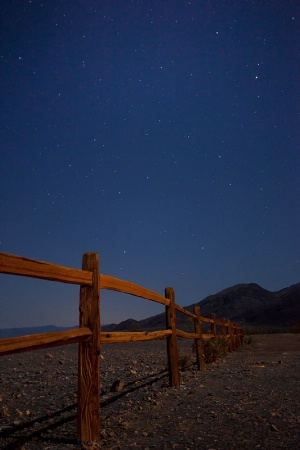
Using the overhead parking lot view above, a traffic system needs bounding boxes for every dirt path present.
[0,334,299,449]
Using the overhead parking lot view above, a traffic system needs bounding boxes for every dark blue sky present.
[1,1,299,329]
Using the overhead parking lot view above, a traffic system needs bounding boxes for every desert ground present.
[0,333,299,449]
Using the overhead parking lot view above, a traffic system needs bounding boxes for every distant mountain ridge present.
[1,282,299,338]
[102,282,300,332]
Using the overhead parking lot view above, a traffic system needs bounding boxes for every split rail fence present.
[0,251,244,444]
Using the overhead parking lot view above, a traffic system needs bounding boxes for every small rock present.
[13,420,23,426]
[110,379,125,392]
[1,406,9,417]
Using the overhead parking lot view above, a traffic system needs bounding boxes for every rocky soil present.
[0,334,299,449]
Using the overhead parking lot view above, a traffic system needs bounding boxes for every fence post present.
[232,323,237,351]
[78,252,101,443]
[194,306,206,371]
[228,320,234,352]
[236,325,241,347]
[165,287,180,387]
[241,325,244,344]
[210,313,217,336]
[221,318,226,336]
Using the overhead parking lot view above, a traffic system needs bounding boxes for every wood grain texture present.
[211,313,217,336]
[202,334,216,339]
[77,253,101,443]
[176,329,199,339]
[175,304,197,319]
[165,287,180,387]
[228,320,234,352]
[194,306,206,371]
[221,318,227,335]
[199,316,214,323]
[99,274,170,305]
[0,251,92,285]
[0,250,245,446]
[101,330,172,344]
[0,328,92,356]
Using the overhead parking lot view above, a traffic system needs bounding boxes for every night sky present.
[1,1,299,329]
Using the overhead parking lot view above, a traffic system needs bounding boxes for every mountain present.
[102,282,300,332]
[1,283,299,338]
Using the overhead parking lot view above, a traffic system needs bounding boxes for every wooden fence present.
[0,251,244,444]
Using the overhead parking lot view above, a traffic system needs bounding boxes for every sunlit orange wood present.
[78,253,101,443]
[0,328,92,356]
[202,334,215,339]
[194,306,206,371]
[175,304,197,319]
[165,287,180,387]
[101,329,171,344]
[211,313,217,336]
[199,316,213,323]
[176,329,199,339]
[100,274,170,305]
[0,252,92,285]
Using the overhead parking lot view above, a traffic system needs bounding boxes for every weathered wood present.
[228,320,234,352]
[101,330,172,344]
[215,319,226,326]
[239,325,244,344]
[0,328,92,356]
[221,318,226,335]
[0,252,92,285]
[194,306,206,371]
[0,249,245,447]
[174,304,197,319]
[78,253,101,443]
[165,287,180,387]
[210,313,217,336]
[199,316,213,323]
[202,333,215,340]
[99,274,170,306]
[176,329,199,339]
[231,322,237,351]
[234,325,239,347]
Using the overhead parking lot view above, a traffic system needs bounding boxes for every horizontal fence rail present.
[101,329,172,344]
[99,273,170,305]
[0,328,93,356]
[0,252,93,285]
[0,251,244,446]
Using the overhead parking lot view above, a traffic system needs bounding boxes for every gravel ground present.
[0,334,299,449]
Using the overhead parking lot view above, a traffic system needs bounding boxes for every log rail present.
[0,251,244,445]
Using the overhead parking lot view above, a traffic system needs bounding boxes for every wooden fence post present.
[78,252,101,443]
[221,318,226,336]
[210,313,217,336]
[165,287,180,387]
[228,320,234,352]
[241,325,245,344]
[232,323,237,351]
[194,306,206,371]
[236,325,241,347]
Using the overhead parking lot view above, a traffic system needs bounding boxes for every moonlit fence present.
[0,251,244,444]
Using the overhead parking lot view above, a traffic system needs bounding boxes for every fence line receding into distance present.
[0,251,244,444]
